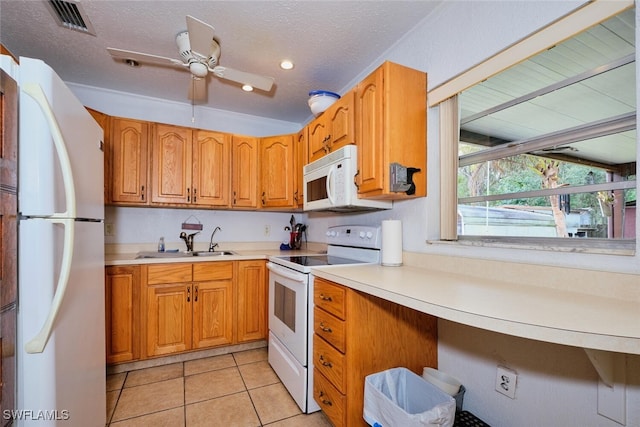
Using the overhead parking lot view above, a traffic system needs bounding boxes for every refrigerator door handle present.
[25,218,75,354]
[22,83,77,218]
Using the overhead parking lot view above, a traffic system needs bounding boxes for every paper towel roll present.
[381,220,403,266]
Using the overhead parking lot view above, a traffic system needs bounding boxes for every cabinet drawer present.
[314,307,345,353]
[193,261,233,281]
[314,279,346,320]
[313,368,346,427]
[147,264,192,284]
[313,334,345,393]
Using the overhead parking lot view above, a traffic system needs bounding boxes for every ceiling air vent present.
[45,0,96,35]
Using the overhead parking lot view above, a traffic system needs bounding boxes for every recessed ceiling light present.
[280,60,294,70]
[242,84,254,92]
[124,59,140,67]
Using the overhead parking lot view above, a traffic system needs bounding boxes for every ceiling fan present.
[107,15,275,102]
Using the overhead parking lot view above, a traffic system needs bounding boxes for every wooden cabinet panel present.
[193,261,233,282]
[294,129,307,209]
[313,334,346,393]
[147,264,192,285]
[146,283,192,356]
[236,260,267,343]
[193,130,230,207]
[192,280,233,348]
[308,91,355,163]
[86,108,110,204]
[260,135,295,208]
[151,124,192,204]
[355,61,427,199]
[231,135,259,208]
[313,368,346,427]
[314,307,345,353]
[314,279,346,320]
[111,118,149,204]
[105,265,140,364]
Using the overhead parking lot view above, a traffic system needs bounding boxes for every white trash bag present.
[363,367,456,427]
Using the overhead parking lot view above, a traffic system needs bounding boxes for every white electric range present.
[266,225,381,413]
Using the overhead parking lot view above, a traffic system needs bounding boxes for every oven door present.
[267,262,309,365]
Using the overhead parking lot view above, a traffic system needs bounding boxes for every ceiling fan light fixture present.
[242,84,254,92]
[189,62,208,78]
[280,60,294,70]
[124,58,140,67]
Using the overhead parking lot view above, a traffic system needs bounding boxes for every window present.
[433,2,637,254]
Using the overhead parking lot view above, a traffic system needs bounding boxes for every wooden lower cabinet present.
[312,277,438,427]
[105,265,141,364]
[236,260,267,343]
[144,262,233,358]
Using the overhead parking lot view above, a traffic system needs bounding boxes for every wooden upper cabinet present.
[308,91,355,163]
[193,130,230,207]
[355,61,427,199]
[260,134,295,208]
[86,108,110,203]
[151,124,192,204]
[231,135,259,208]
[111,118,149,204]
[294,128,308,209]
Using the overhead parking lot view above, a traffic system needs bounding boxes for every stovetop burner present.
[280,254,367,267]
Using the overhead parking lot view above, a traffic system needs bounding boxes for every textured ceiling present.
[0,0,440,124]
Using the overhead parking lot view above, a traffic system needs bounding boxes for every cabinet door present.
[105,266,140,364]
[294,129,308,209]
[231,135,259,208]
[327,91,355,153]
[355,68,385,195]
[308,116,329,162]
[151,124,192,204]
[146,284,192,356]
[260,135,295,208]
[111,118,149,204]
[192,279,233,348]
[193,130,230,207]
[86,108,111,204]
[236,260,267,343]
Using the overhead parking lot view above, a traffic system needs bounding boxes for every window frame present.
[432,0,637,254]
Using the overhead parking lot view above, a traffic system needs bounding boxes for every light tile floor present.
[106,348,333,427]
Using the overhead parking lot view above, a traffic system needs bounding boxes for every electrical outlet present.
[495,366,517,399]
[264,224,271,237]
[105,223,114,236]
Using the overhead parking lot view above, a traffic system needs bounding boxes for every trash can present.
[363,367,456,427]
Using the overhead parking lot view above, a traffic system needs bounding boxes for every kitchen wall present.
[74,1,640,425]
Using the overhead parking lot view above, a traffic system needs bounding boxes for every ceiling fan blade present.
[107,47,185,67]
[186,15,215,58]
[188,77,208,102]
[212,66,275,92]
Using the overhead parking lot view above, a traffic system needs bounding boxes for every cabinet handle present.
[187,286,191,302]
[187,188,191,202]
[319,354,332,368]
[319,322,332,333]
[141,185,145,201]
[194,285,198,302]
[318,391,332,406]
[261,191,265,206]
[293,190,298,203]
[233,191,236,205]
[319,294,332,302]
[354,170,360,189]
[193,188,197,203]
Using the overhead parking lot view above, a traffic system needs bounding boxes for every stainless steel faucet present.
[179,231,199,252]
[209,226,222,252]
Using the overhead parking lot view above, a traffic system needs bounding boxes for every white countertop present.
[311,255,640,356]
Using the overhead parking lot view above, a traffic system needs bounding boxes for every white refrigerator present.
[10,56,106,426]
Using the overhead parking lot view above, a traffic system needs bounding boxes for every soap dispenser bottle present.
[158,237,165,252]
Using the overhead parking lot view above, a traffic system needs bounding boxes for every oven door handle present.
[267,262,307,283]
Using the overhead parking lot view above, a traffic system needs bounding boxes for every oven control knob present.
[325,231,331,237]
[366,231,373,239]
[359,231,366,239]
[329,231,337,237]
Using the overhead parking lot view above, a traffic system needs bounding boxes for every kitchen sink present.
[135,250,236,259]
[192,250,236,257]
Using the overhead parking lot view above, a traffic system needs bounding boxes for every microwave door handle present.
[326,165,336,205]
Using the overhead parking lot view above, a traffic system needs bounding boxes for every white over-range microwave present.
[303,144,392,212]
